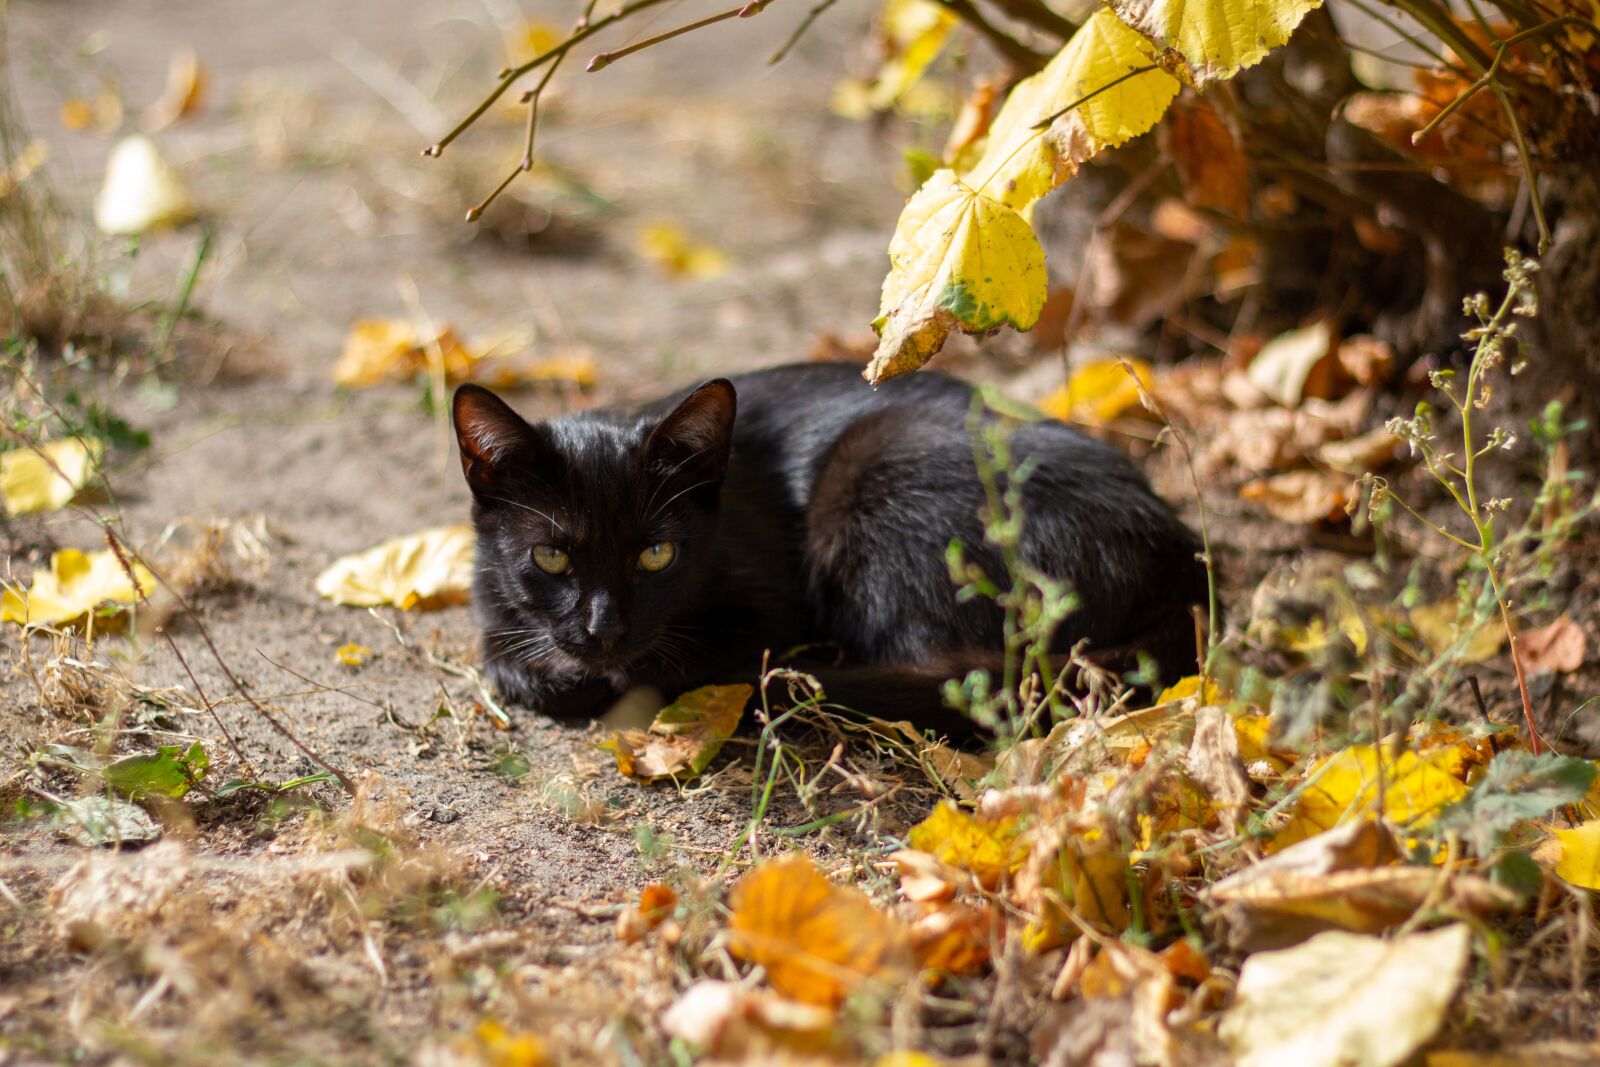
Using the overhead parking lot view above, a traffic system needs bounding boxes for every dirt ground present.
[4,1,1595,1063]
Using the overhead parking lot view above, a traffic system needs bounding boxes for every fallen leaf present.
[2,548,156,628]
[1239,469,1353,524]
[1,438,100,515]
[660,979,834,1057]
[142,49,207,130]
[906,801,1026,888]
[635,221,729,280]
[1410,600,1506,664]
[616,883,678,943]
[470,1020,548,1067]
[1336,335,1395,387]
[1162,95,1248,217]
[1273,746,1469,850]
[598,683,750,782]
[1111,0,1324,87]
[1428,1045,1600,1067]
[1244,320,1338,407]
[1520,616,1585,674]
[1552,820,1600,890]
[1316,427,1397,476]
[907,900,994,978]
[1156,674,1224,705]
[728,853,909,1007]
[1084,222,1200,329]
[314,524,474,610]
[868,11,1181,381]
[103,742,210,799]
[1040,358,1154,426]
[332,319,476,389]
[1220,925,1471,1067]
[336,642,372,667]
[94,134,196,235]
[54,795,161,847]
[50,840,188,938]
[1185,705,1250,836]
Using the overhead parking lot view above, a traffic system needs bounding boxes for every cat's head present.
[452,380,736,677]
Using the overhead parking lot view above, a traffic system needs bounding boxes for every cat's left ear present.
[645,379,736,484]
[453,384,546,495]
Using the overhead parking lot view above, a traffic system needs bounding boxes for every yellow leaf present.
[1220,925,1470,1067]
[957,9,1180,215]
[866,0,958,111]
[1273,746,1469,850]
[728,854,909,1007]
[1040,358,1153,425]
[868,170,1047,383]
[1111,0,1325,87]
[1,439,100,515]
[868,11,1179,382]
[94,135,196,236]
[906,801,1026,888]
[335,642,372,667]
[1156,674,1224,705]
[1410,600,1505,664]
[1553,819,1600,890]
[142,49,207,130]
[332,319,476,389]
[314,525,474,611]
[471,1020,548,1067]
[598,683,750,782]
[2,548,155,628]
[635,222,729,280]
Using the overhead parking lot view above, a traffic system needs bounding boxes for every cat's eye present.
[637,542,676,572]
[531,544,570,575]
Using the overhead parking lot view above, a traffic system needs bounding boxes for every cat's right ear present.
[453,384,539,495]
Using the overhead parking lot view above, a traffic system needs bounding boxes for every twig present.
[588,0,775,72]
[163,626,256,779]
[768,0,838,64]
[929,0,1049,70]
[1466,672,1491,722]
[985,0,1077,42]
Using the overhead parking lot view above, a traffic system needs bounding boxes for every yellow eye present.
[637,542,676,572]
[532,544,570,574]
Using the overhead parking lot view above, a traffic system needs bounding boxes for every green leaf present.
[599,683,751,782]
[1435,750,1596,857]
[103,741,210,799]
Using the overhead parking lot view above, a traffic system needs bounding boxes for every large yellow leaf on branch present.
[1111,0,1324,87]
[868,171,1047,383]
[959,9,1180,214]
[868,11,1179,382]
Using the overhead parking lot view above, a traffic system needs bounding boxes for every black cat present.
[452,362,1208,734]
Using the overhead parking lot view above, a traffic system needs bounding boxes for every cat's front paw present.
[483,657,544,708]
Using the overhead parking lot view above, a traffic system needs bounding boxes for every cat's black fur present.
[453,362,1208,735]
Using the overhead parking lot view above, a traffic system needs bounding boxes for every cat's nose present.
[584,597,626,650]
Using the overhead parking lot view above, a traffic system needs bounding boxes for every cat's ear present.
[645,379,737,483]
[453,384,544,494]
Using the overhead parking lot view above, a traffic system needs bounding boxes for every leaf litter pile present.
[6,0,1600,1064]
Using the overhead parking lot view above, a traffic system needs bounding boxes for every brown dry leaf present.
[728,854,910,1007]
[597,683,749,782]
[635,221,729,280]
[859,717,993,799]
[1185,705,1251,837]
[616,883,678,942]
[943,76,1002,165]
[313,524,474,611]
[1087,222,1198,329]
[143,49,207,130]
[1239,469,1353,524]
[50,840,189,942]
[333,319,475,389]
[1428,1046,1600,1067]
[1220,925,1471,1067]
[907,900,994,979]
[1519,616,1586,673]
[1316,427,1398,476]
[1335,334,1395,387]
[1162,95,1248,217]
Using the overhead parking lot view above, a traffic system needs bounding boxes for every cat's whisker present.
[639,446,711,519]
[646,478,718,521]
[485,495,566,534]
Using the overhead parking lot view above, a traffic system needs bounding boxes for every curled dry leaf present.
[1316,427,1398,476]
[1110,0,1325,87]
[142,49,207,130]
[94,134,196,235]
[314,524,474,611]
[333,319,475,388]
[1220,924,1471,1067]
[660,979,834,1058]
[906,900,995,979]
[868,10,1180,382]
[0,438,100,515]
[616,883,678,943]
[1040,358,1154,426]
[597,683,749,782]
[1243,320,1338,408]
[2,548,156,628]
[1519,615,1586,674]
[728,853,910,1007]
[1184,705,1251,837]
[1427,1045,1600,1067]
[906,801,1026,889]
